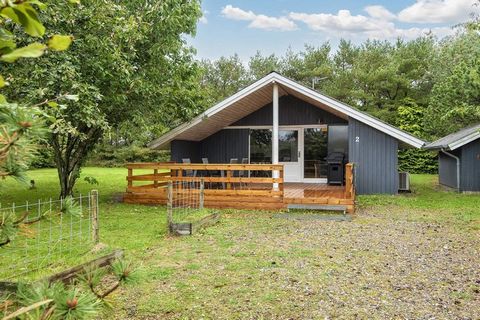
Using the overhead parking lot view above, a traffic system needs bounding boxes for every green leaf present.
[48,35,73,51]
[47,101,59,107]
[25,1,47,10]
[0,75,5,88]
[0,94,7,103]
[0,28,16,51]
[0,42,47,63]
[0,4,46,37]
[63,94,79,101]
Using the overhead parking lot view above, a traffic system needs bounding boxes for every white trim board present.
[448,131,480,150]
[149,72,425,149]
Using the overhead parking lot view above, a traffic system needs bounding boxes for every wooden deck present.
[123,163,355,213]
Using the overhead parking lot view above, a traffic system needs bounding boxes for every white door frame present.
[242,124,328,183]
[279,127,302,183]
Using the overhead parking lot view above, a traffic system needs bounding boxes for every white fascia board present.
[274,74,425,148]
[149,72,426,149]
[448,131,480,150]
[148,73,276,149]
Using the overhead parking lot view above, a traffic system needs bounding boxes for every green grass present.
[1,168,479,318]
[358,174,479,227]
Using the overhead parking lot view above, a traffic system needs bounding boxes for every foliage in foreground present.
[0,259,137,320]
[2,0,206,197]
[0,0,73,182]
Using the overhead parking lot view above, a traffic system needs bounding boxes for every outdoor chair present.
[238,158,249,188]
[181,158,197,189]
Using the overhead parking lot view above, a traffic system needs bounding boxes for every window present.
[304,128,328,178]
[249,129,271,163]
[278,130,298,162]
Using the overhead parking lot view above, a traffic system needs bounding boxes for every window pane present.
[279,130,298,162]
[250,129,272,163]
[304,128,328,178]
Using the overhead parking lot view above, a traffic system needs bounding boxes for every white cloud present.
[221,5,297,31]
[199,10,208,24]
[398,0,479,24]
[289,9,390,32]
[364,5,396,21]
[220,3,461,40]
[289,6,455,40]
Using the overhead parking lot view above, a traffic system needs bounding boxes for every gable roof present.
[149,72,425,149]
[425,123,480,151]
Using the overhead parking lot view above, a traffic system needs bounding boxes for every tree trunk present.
[51,127,102,199]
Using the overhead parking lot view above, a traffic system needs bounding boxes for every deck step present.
[287,204,347,213]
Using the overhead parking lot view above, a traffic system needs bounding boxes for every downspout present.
[440,148,460,191]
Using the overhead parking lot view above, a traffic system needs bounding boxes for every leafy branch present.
[0,0,75,183]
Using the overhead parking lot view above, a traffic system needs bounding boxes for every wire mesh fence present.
[0,191,99,281]
[167,180,219,235]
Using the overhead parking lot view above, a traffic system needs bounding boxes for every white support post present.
[272,82,279,190]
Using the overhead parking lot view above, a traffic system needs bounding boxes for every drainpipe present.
[440,148,460,191]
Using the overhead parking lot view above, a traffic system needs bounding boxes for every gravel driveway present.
[112,209,480,320]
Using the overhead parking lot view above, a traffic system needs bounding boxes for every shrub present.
[87,145,170,167]
[398,149,438,174]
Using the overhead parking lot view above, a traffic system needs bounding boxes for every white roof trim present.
[448,131,480,150]
[149,72,425,149]
[148,73,277,149]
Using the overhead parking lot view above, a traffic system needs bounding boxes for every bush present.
[398,149,438,174]
[30,144,56,169]
[87,145,170,167]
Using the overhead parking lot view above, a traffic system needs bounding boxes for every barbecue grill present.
[325,152,345,185]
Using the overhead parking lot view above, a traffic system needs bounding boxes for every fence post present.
[91,190,99,244]
[153,168,158,188]
[167,181,173,234]
[127,168,133,189]
[199,179,205,210]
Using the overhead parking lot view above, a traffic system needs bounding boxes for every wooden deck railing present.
[126,162,285,195]
[124,162,355,211]
[345,163,355,200]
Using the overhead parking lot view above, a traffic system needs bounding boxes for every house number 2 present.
[355,136,360,143]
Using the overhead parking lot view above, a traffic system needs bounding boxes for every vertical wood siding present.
[171,129,249,163]
[438,151,459,189]
[348,118,399,195]
[460,139,480,191]
[202,129,249,163]
[170,140,202,163]
[232,95,347,126]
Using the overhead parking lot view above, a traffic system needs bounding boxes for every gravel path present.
[112,209,480,320]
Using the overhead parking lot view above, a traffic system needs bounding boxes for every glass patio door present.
[303,127,328,182]
[279,129,302,182]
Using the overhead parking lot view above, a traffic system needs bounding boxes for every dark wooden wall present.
[460,139,480,191]
[171,129,249,164]
[232,95,347,126]
[348,118,399,195]
[202,129,249,163]
[438,150,460,189]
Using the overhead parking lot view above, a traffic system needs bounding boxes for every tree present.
[3,0,205,197]
[0,1,73,182]
[200,54,248,103]
[425,27,480,138]
[248,51,280,81]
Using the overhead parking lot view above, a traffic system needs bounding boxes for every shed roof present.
[425,123,480,151]
[149,72,426,149]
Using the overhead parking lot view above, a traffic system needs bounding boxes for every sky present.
[188,0,480,61]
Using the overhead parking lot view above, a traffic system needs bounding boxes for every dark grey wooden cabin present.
[149,72,425,195]
[425,124,480,192]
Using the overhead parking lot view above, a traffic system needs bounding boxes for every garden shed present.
[425,124,480,192]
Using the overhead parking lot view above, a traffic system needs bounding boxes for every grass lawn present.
[1,168,479,319]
